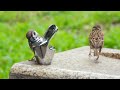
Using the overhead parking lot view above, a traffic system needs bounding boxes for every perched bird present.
[89,24,104,61]
[26,24,58,64]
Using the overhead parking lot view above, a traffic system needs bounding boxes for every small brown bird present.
[89,24,104,61]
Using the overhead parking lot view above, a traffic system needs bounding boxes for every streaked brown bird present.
[89,24,104,61]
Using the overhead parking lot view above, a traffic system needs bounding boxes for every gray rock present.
[9,46,120,79]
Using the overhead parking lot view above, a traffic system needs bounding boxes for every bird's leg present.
[89,48,92,60]
[99,47,102,53]
[29,56,35,61]
[95,47,102,63]
[96,54,99,60]
[95,47,102,60]
[34,56,40,64]
[94,49,99,63]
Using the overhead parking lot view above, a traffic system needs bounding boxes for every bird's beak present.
[55,25,58,32]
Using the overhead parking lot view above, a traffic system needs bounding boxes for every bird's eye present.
[34,32,36,35]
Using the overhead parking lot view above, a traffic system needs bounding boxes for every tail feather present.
[43,25,58,42]
[100,52,120,59]
[43,29,53,42]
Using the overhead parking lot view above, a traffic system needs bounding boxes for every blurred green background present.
[1,11,120,78]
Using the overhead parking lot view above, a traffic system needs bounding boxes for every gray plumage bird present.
[26,24,58,64]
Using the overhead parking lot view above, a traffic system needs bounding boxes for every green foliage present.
[0,11,120,78]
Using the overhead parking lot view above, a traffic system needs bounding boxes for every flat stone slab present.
[9,46,120,79]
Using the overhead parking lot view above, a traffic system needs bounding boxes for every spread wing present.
[98,31,104,48]
[89,31,95,48]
